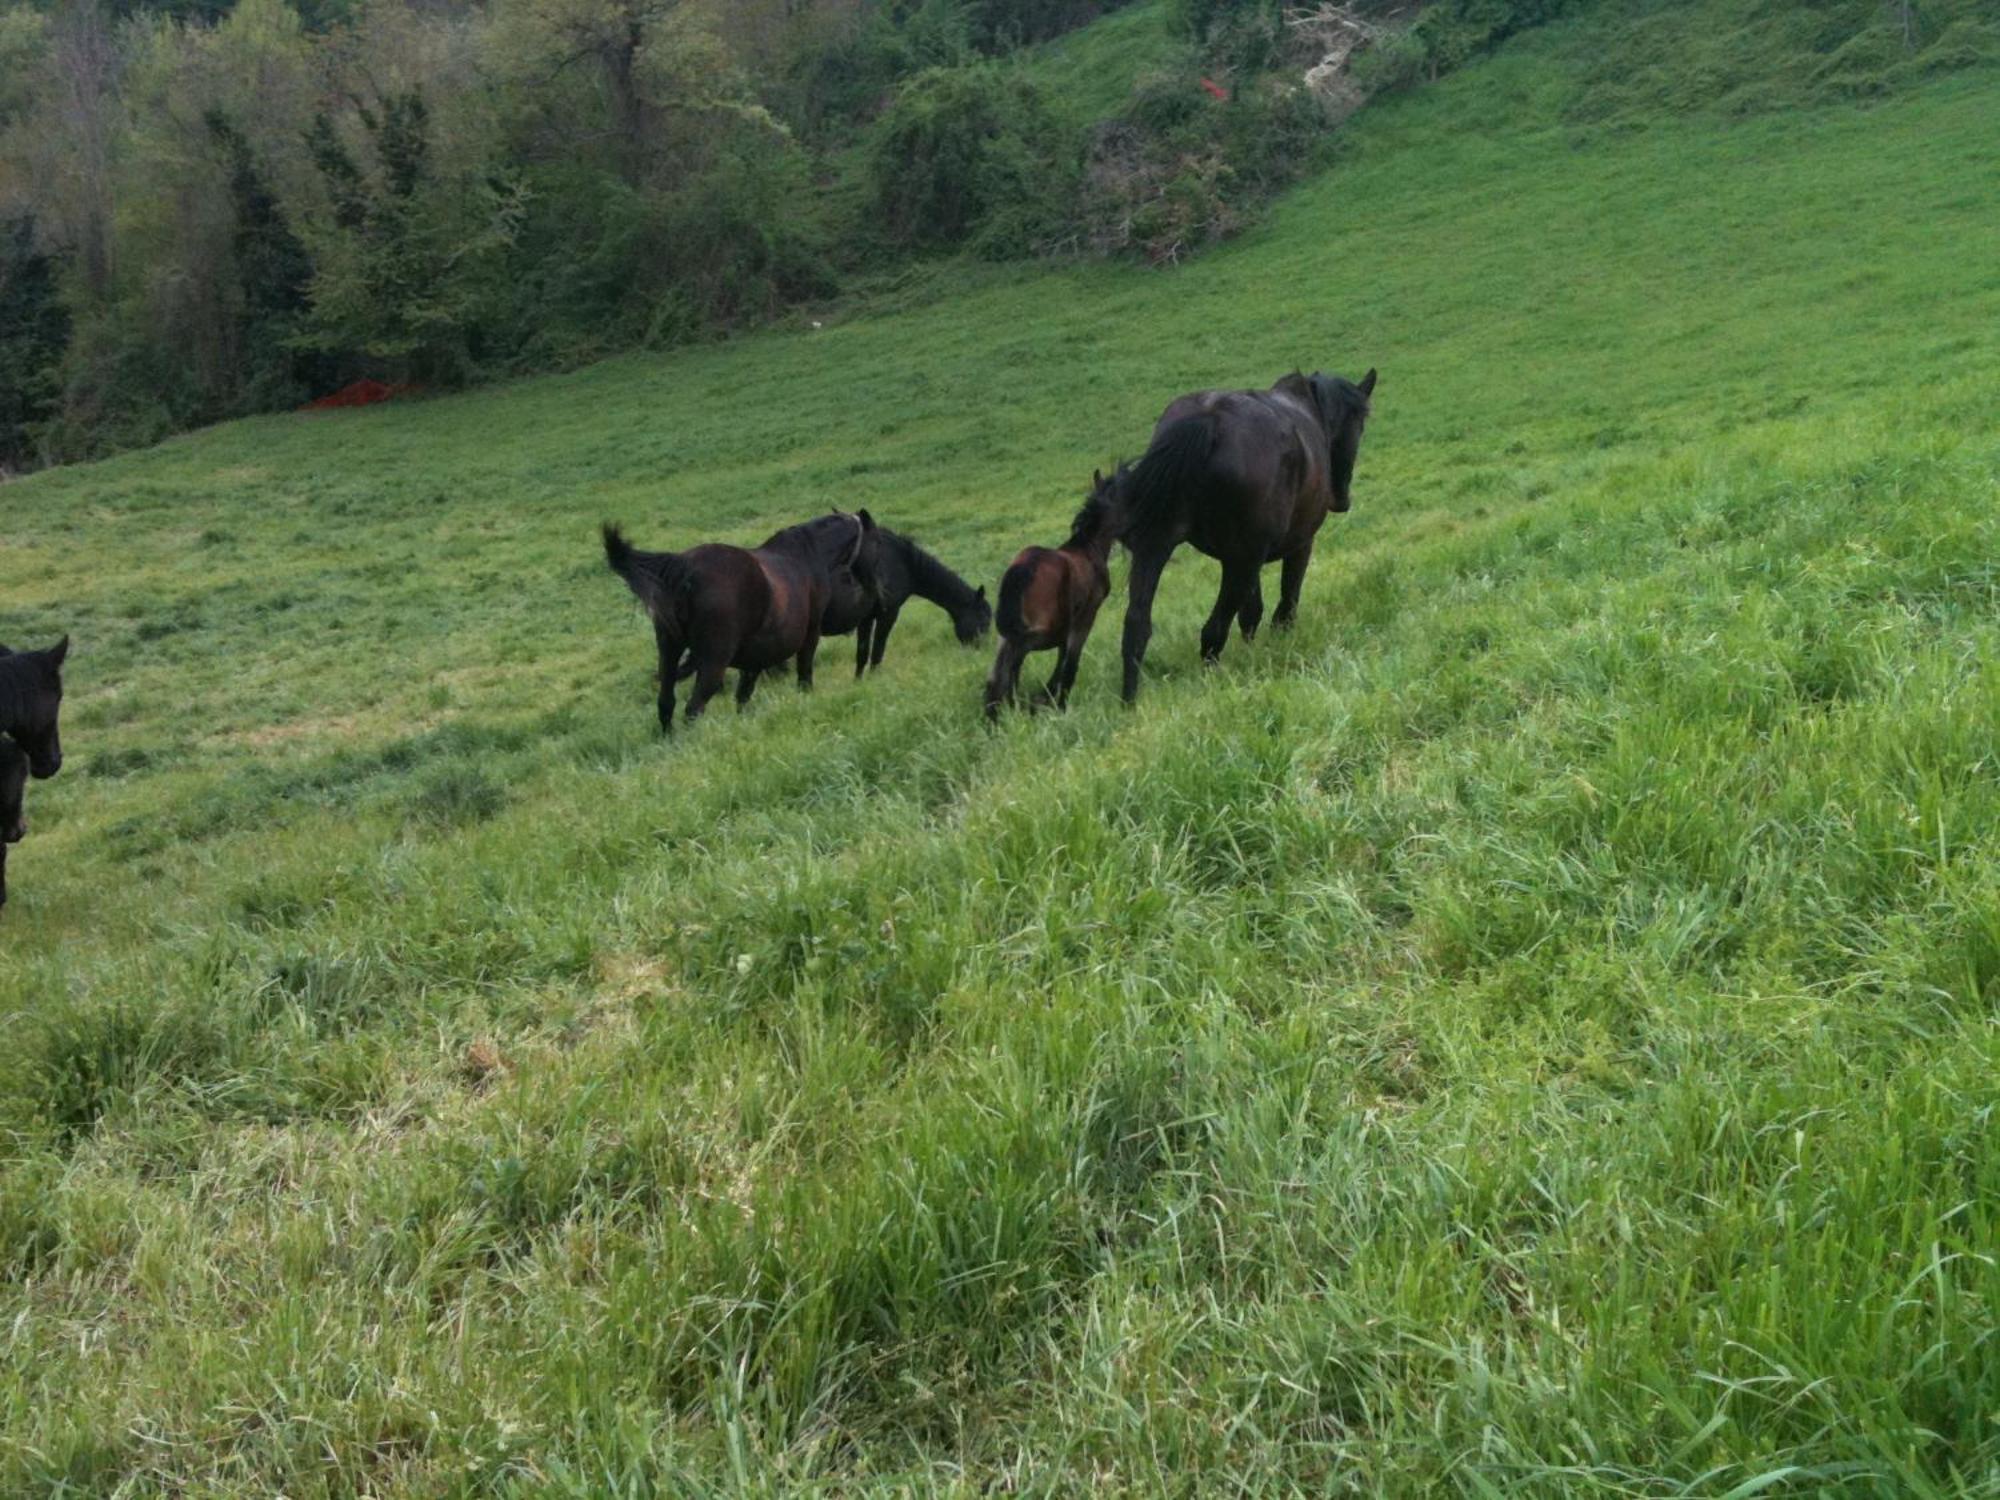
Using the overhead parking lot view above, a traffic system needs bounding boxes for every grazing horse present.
[1116,367,1376,702]
[603,511,873,732]
[0,738,24,912]
[823,525,992,676]
[0,636,67,779]
[985,467,1129,720]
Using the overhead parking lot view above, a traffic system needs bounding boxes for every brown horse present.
[602,511,873,732]
[985,467,1128,720]
[678,521,992,684]
[0,737,24,912]
[1116,367,1375,702]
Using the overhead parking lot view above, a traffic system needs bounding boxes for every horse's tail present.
[602,522,685,619]
[1122,415,1217,542]
[996,560,1032,641]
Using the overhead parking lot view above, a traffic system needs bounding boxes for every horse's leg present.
[869,606,900,670]
[1238,572,1265,643]
[1052,645,1078,708]
[1033,646,1072,711]
[656,626,686,734]
[1200,558,1259,665]
[1121,547,1170,704]
[1274,541,1315,631]
[1058,597,1105,709]
[0,843,8,910]
[796,626,821,691]
[854,616,873,679]
[735,668,763,710]
[683,644,731,724]
[985,638,1027,721]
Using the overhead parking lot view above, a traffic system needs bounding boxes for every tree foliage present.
[0,0,1987,468]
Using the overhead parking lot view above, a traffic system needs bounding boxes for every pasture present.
[3,12,1999,1493]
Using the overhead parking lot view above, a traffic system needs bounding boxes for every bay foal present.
[985,467,1128,720]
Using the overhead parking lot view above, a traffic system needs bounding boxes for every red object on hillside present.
[302,379,413,411]
[1200,76,1229,101]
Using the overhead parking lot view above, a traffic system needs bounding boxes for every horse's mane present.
[762,511,863,568]
[1276,370,1371,428]
[0,651,49,726]
[888,530,980,610]
[1066,465,1131,550]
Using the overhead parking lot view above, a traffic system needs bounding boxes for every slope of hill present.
[2,4,1997,1491]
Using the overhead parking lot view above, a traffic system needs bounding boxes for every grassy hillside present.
[1029,0,1181,123]
[3,3,1999,1491]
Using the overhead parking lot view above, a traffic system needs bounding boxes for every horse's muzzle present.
[3,819,23,844]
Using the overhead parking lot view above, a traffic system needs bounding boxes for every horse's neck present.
[1329,420,1361,505]
[0,662,31,728]
[902,540,972,610]
[1069,532,1115,573]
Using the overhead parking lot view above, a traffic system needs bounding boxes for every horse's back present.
[1148,384,1326,555]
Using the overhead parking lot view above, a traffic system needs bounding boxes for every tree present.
[0,216,68,469]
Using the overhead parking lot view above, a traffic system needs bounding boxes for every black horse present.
[818,526,992,676]
[0,636,67,778]
[603,512,872,732]
[1115,368,1376,702]
[0,737,25,912]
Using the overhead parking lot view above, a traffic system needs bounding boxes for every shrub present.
[0,217,67,471]
[868,64,1077,257]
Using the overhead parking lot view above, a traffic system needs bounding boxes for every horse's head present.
[3,636,67,779]
[1307,368,1376,513]
[0,740,25,844]
[1068,464,1133,556]
[954,585,992,644]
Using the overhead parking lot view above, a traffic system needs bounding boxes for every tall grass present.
[1,8,1997,1492]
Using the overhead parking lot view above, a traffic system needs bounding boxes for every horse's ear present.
[856,508,875,531]
[1093,468,1103,488]
[976,585,987,600]
[48,635,68,668]
[1359,368,1378,396]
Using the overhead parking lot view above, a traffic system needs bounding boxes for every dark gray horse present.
[0,637,67,778]
[831,526,991,677]
[1115,368,1376,702]
[0,737,25,911]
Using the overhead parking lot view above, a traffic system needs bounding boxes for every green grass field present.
[4,5,2000,1492]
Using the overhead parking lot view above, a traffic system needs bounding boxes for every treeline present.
[0,0,1403,468]
[1,0,1984,471]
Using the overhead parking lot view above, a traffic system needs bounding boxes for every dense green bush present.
[0,217,67,470]
[961,0,1137,50]
[649,138,838,337]
[1085,41,1329,263]
[1171,0,1288,72]
[868,64,1077,257]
